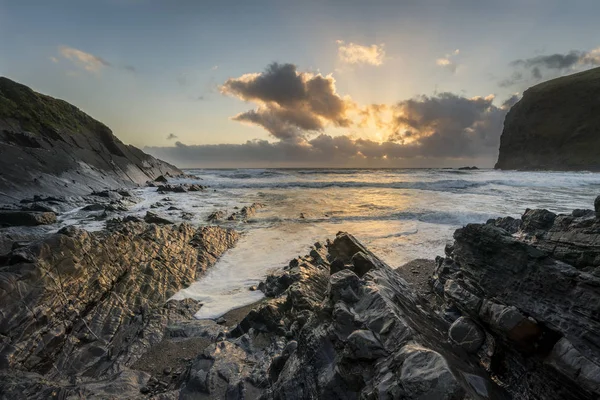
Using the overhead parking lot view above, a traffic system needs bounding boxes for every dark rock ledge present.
[2,199,600,399]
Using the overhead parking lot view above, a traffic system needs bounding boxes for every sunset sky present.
[1,0,599,167]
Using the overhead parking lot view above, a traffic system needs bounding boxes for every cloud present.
[150,69,517,167]
[501,47,600,86]
[49,56,59,64]
[336,40,385,66]
[152,62,519,167]
[383,92,511,158]
[435,49,460,73]
[166,133,178,140]
[58,46,111,72]
[221,63,354,140]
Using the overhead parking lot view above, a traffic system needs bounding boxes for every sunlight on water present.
[57,168,600,319]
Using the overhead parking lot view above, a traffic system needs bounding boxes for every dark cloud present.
[221,63,353,140]
[166,133,178,140]
[501,47,600,87]
[153,63,519,167]
[147,92,516,167]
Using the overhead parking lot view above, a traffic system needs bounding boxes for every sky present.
[1,0,599,168]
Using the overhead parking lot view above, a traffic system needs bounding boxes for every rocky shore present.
[0,189,599,399]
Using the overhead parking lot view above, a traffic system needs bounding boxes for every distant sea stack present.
[495,67,600,171]
[0,77,180,202]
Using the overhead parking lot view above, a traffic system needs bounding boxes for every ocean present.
[60,168,600,318]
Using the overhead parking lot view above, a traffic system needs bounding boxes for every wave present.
[197,179,490,191]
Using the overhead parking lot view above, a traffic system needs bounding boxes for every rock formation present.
[496,67,600,171]
[177,200,600,399]
[2,198,600,399]
[0,221,238,398]
[0,77,181,203]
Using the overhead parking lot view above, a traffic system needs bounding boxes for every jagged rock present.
[227,203,264,222]
[155,175,169,183]
[430,198,600,399]
[486,216,522,234]
[207,210,226,222]
[0,222,238,398]
[0,210,56,226]
[144,211,173,224]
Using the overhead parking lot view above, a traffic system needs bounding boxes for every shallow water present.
[60,168,600,318]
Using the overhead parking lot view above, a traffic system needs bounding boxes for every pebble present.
[163,367,172,375]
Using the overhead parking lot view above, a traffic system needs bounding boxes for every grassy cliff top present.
[0,76,110,135]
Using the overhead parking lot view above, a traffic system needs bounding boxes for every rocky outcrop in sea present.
[0,77,181,203]
[1,198,599,399]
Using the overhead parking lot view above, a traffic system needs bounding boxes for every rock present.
[0,222,239,398]
[486,216,522,234]
[180,212,194,220]
[458,166,478,170]
[345,330,388,360]
[207,210,226,222]
[163,367,172,375]
[82,203,105,211]
[249,285,258,291]
[0,78,181,203]
[92,190,121,201]
[595,195,600,218]
[155,175,168,183]
[495,67,600,171]
[397,344,465,400]
[521,208,557,232]
[144,211,173,224]
[227,203,265,222]
[0,210,56,226]
[448,317,485,353]
[216,317,227,325]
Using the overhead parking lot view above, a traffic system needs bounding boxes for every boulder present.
[0,210,56,226]
[144,211,173,224]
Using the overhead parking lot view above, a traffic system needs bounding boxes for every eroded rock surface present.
[0,221,238,398]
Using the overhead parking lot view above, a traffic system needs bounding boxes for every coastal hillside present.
[0,77,180,202]
[496,67,600,171]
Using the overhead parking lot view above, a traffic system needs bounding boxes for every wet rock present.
[144,211,173,224]
[180,211,194,220]
[227,203,265,222]
[345,330,388,360]
[155,175,168,183]
[521,208,557,232]
[448,317,485,353]
[0,222,239,398]
[207,210,226,222]
[397,344,465,400]
[82,203,105,211]
[0,210,57,226]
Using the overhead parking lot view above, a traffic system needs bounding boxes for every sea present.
[59,168,600,319]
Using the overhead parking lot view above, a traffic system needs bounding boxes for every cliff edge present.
[0,77,181,202]
[495,67,600,171]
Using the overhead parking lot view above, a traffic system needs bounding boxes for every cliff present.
[495,67,600,171]
[0,77,181,202]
